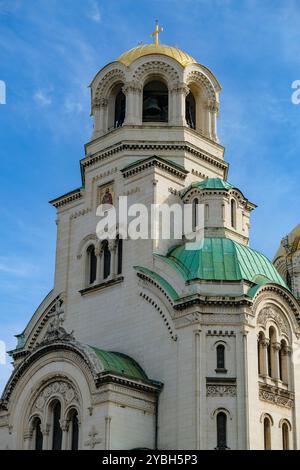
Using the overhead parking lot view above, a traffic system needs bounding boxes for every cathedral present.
[1,24,300,451]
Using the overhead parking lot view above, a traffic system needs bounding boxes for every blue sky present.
[0,0,300,392]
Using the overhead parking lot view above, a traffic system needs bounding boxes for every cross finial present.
[151,19,163,47]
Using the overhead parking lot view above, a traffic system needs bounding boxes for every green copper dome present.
[161,237,286,287]
[181,178,234,197]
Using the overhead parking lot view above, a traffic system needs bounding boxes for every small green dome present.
[166,237,286,287]
[89,347,149,382]
[180,178,234,197]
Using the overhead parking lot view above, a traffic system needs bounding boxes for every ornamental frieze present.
[206,384,236,397]
[259,383,294,409]
[31,380,79,414]
[257,306,290,337]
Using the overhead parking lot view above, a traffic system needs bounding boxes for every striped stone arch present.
[132,60,181,87]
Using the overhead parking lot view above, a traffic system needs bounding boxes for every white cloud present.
[34,89,52,107]
[87,0,101,23]
[0,257,39,278]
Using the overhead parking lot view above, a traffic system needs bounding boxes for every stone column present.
[108,239,118,278]
[206,99,219,142]
[105,416,112,450]
[170,83,189,126]
[95,245,103,284]
[61,420,69,450]
[23,430,32,450]
[123,82,142,125]
[282,345,292,385]
[92,98,108,139]
[261,338,269,378]
[272,341,281,381]
[42,424,50,450]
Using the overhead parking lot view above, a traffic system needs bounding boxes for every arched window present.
[263,416,271,450]
[52,401,62,450]
[32,417,43,450]
[230,199,236,229]
[114,90,126,128]
[186,91,196,129]
[102,240,111,279]
[70,410,79,451]
[143,80,168,122]
[216,344,225,370]
[192,198,199,231]
[282,422,290,450]
[216,412,227,450]
[87,245,97,285]
[117,236,123,275]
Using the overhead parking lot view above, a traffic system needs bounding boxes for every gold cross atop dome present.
[151,20,163,47]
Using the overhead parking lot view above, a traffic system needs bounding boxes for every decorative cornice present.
[259,382,294,408]
[121,155,188,180]
[79,276,124,296]
[49,188,82,208]
[81,142,227,179]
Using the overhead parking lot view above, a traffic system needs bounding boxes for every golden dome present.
[117,43,197,68]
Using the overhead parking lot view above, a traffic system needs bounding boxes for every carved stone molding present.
[31,380,79,415]
[206,384,237,397]
[259,382,294,408]
[257,306,290,337]
[94,68,126,102]
[186,70,216,101]
[84,426,102,449]
[132,60,180,84]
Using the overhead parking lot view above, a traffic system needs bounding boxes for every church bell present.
[143,97,161,116]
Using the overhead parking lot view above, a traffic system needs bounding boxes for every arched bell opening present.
[185,82,209,135]
[186,90,196,129]
[107,83,126,130]
[143,80,168,123]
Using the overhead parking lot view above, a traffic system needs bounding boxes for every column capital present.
[93,97,108,110]
[122,81,142,95]
[261,338,270,348]
[170,82,190,96]
[272,341,282,351]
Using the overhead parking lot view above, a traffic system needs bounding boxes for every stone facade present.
[1,39,300,451]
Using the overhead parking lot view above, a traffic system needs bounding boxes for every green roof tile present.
[180,178,234,197]
[89,347,149,382]
[162,237,286,288]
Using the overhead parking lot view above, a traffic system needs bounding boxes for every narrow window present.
[231,199,236,228]
[264,417,271,450]
[282,422,290,450]
[33,418,43,450]
[143,81,168,122]
[102,240,111,279]
[267,342,272,377]
[216,412,227,450]
[117,236,123,275]
[87,245,97,285]
[216,344,225,370]
[192,198,199,231]
[52,401,62,450]
[186,91,196,129]
[71,411,79,451]
[114,90,126,128]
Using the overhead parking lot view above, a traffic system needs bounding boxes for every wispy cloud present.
[0,257,39,278]
[87,0,101,23]
[34,89,53,107]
